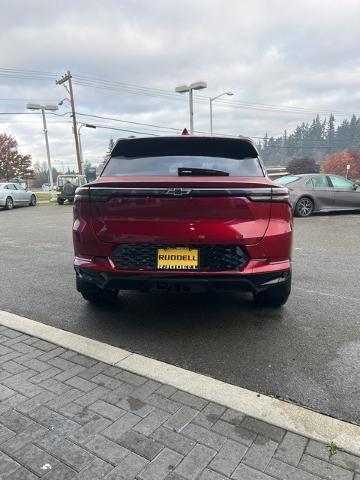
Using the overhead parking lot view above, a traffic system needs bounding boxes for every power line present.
[0,112,42,115]
[0,99,60,102]
[72,74,357,116]
[82,123,159,136]
[0,68,59,76]
[73,73,355,115]
[0,67,358,117]
[76,112,182,132]
[1,108,358,145]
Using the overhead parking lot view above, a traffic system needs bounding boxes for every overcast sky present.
[1,0,360,170]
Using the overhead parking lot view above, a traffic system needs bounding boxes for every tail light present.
[271,187,290,203]
[74,187,90,202]
[239,187,290,204]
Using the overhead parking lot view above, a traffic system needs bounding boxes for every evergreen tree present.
[327,114,335,153]
[106,138,115,158]
[258,113,360,165]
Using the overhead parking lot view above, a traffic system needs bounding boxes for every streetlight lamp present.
[175,81,207,134]
[78,123,97,172]
[209,92,234,135]
[58,97,70,107]
[26,103,58,190]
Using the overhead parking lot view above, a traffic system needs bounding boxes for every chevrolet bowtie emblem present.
[166,188,192,196]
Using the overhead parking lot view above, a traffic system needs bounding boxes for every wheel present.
[29,194,37,206]
[76,276,118,304]
[295,197,314,217]
[253,273,291,307]
[4,196,13,210]
[57,198,65,205]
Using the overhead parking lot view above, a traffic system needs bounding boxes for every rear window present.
[102,155,264,177]
[101,136,263,177]
[274,175,301,185]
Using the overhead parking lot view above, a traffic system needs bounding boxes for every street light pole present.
[189,88,194,135]
[40,108,54,190]
[26,103,58,190]
[209,92,234,135]
[175,81,207,134]
[78,123,97,171]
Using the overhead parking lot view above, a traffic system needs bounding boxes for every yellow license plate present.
[157,248,199,270]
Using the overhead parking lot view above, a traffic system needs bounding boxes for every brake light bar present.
[248,187,290,203]
[74,186,290,203]
[270,187,290,203]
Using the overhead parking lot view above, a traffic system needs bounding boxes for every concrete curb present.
[1,309,359,456]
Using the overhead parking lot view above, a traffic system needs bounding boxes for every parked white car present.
[0,183,37,210]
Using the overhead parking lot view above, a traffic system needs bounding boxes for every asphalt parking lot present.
[0,204,359,425]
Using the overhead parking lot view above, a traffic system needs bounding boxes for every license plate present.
[157,248,199,270]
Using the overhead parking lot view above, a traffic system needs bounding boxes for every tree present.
[287,157,320,174]
[327,114,335,153]
[83,160,97,181]
[32,161,49,187]
[322,151,360,180]
[347,149,360,171]
[32,161,60,187]
[104,138,114,161]
[0,133,33,181]
[258,113,360,165]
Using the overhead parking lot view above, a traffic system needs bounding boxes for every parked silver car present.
[0,183,37,210]
[275,173,360,217]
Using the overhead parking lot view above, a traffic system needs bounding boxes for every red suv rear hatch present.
[84,136,276,246]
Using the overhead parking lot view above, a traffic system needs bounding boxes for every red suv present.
[73,135,292,307]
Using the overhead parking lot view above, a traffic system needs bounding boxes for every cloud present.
[0,0,359,166]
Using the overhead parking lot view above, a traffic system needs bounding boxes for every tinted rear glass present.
[102,155,264,177]
[275,175,301,185]
[110,136,259,159]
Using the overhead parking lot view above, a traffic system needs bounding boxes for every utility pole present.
[56,71,82,174]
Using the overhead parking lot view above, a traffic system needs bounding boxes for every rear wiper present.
[178,167,229,176]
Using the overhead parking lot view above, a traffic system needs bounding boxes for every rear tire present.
[4,196,13,210]
[29,194,37,206]
[295,197,314,217]
[253,273,291,307]
[57,198,65,205]
[76,277,118,304]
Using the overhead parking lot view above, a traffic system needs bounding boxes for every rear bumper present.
[58,195,75,201]
[74,258,291,294]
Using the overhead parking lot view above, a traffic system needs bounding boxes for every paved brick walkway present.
[0,325,359,479]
